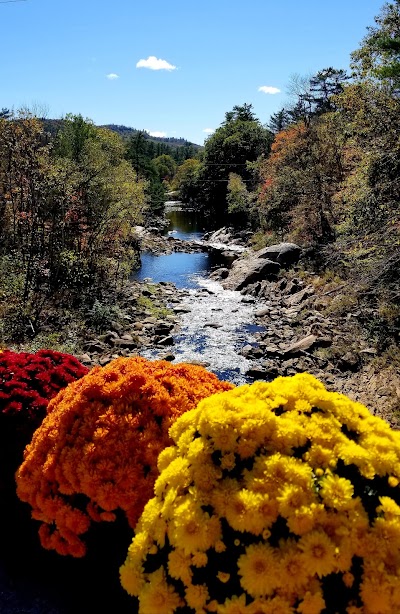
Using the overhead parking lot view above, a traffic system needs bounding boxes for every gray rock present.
[283,334,318,354]
[235,259,281,291]
[173,305,192,313]
[285,286,314,306]
[157,336,174,346]
[257,243,301,267]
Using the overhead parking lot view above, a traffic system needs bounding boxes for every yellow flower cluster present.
[120,373,400,614]
[15,356,233,557]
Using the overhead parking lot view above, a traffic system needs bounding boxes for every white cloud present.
[136,56,176,71]
[203,128,214,134]
[106,73,119,80]
[147,130,167,138]
[258,86,281,94]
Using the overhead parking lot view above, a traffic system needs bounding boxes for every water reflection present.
[163,205,209,241]
[133,252,210,288]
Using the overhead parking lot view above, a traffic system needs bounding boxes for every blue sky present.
[1,0,385,145]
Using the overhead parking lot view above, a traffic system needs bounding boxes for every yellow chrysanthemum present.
[121,372,400,612]
[279,548,310,592]
[238,543,279,597]
[119,562,145,596]
[319,474,354,511]
[360,577,393,614]
[168,498,221,554]
[138,568,182,614]
[298,530,337,578]
[277,483,316,519]
[296,590,325,614]
[185,583,209,610]
[218,594,248,614]
[167,549,192,583]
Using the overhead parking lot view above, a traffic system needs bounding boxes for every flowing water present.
[133,202,264,384]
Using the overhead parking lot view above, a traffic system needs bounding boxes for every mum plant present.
[120,373,400,614]
[16,356,233,557]
[0,349,89,480]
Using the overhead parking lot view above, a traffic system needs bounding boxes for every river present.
[133,202,265,384]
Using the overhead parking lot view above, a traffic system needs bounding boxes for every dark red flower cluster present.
[0,349,89,481]
[0,349,89,424]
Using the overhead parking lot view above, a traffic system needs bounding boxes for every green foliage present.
[172,158,201,205]
[351,0,400,91]
[0,111,147,342]
[192,103,273,226]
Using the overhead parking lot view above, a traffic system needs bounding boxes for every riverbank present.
[7,224,400,425]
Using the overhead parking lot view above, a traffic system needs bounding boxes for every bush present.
[0,349,89,478]
[16,356,233,557]
[120,373,400,613]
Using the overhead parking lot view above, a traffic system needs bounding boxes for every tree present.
[194,103,272,226]
[0,111,147,340]
[308,68,350,114]
[172,158,201,205]
[226,173,252,227]
[351,0,400,91]
[268,109,290,134]
[152,154,177,184]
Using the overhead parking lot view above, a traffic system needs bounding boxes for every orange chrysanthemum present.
[16,356,233,557]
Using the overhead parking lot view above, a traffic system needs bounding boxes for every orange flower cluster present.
[16,356,233,557]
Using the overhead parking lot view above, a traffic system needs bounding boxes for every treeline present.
[173,0,399,348]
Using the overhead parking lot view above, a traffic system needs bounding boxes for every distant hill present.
[103,124,202,150]
[39,119,202,153]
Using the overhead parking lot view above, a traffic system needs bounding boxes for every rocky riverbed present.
[76,225,400,428]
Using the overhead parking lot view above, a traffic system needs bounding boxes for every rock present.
[234,259,281,291]
[285,286,314,306]
[77,353,93,365]
[204,322,223,328]
[157,336,174,346]
[186,360,211,367]
[337,352,360,372]
[257,243,301,267]
[111,338,138,349]
[83,340,108,353]
[173,305,192,313]
[245,367,272,380]
[159,353,175,361]
[283,334,318,355]
[120,333,134,341]
[209,267,229,280]
[255,307,270,317]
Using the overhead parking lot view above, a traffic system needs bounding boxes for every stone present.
[283,334,318,354]
[157,336,174,346]
[257,243,301,267]
[285,286,314,306]
[255,307,270,317]
[173,305,192,313]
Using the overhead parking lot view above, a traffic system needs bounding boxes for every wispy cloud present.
[258,86,281,94]
[203,128,214,134]
[106,73,119,80]
[136,56,176,71]
[147,130,167,138]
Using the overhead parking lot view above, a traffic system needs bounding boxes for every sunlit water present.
[134,204,265,384]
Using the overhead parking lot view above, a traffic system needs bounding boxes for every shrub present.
[120,373,400,614]
[16,356,233,557]
[0,349,89,475]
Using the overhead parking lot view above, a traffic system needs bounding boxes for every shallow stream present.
[133,202,264,384]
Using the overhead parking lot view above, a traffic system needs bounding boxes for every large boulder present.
[257,242,302,267]
[222,256,280,291]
